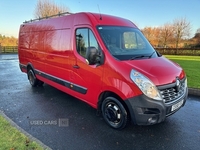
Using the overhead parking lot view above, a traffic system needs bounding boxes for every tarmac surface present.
[0,54,200,150]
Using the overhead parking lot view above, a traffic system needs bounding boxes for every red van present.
[18,12,188,129]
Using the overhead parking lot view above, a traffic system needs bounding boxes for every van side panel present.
[18,24,46,73]
[44,29,71,82]
[43,16,74,83]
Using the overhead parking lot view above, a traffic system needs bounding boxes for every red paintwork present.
[18,12,185,109]
[125,56,185,85]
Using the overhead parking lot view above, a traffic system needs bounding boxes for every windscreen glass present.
[97,26,158,60]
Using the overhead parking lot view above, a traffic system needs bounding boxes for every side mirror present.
[86,47,104,66]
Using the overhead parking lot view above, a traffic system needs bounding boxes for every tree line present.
[141,20,200,48]
[0,34,18,46]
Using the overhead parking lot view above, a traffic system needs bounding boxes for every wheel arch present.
[26,63,36,79]
[27,63,35,72]
[97,91,131,119]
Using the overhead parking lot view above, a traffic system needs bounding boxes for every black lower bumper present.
[19,63,27,72]
[124,88,188,125]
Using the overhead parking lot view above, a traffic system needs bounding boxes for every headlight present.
[130,69,162,100]
[185,78,187,88]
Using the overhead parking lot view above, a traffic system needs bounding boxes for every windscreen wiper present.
[129,55,148,60]
[129,51,157,60]
[148,51,156,58]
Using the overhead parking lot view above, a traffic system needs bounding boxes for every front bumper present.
[125,88,188,125]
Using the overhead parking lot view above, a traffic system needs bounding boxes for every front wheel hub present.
[105,104,120,123]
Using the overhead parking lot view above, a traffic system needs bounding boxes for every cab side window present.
[76,28,98,58]
[89,30,98,49]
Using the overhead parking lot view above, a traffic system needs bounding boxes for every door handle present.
[73,65,80,69]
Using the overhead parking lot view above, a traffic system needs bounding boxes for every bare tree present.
[141,27,161,47]
[172,17,191,50]
[193,28,200,47]
[194,28,200,38]
[160,23,173,47]
[141,27,150,39]
[34,0,70,18]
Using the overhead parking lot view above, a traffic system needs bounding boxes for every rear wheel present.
[101,97,129,129]
[27,69,39,87]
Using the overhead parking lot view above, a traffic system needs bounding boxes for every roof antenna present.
[97,5,102,20]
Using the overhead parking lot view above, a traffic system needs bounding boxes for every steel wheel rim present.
[104,102,122,125]
[28,72,34,85]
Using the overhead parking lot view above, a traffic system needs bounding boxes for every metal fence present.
[155,48,200,56]
[0,46,18,53]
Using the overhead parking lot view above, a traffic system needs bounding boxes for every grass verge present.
[165,55,200,89]
[0,114,45,150]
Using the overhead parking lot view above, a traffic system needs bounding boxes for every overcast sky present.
[0,0,199,38]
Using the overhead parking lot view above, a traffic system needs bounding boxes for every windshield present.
[97,26,158,60]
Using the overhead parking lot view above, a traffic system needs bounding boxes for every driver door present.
[71,27,104,107]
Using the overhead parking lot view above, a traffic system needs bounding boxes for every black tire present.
[101,97,129,129]
[27,69,38,87]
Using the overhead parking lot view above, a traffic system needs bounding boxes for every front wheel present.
[101,97,129,129]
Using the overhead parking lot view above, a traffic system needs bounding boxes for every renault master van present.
[18,12,188,129]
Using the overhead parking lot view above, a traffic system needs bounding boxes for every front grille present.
[158,79,186,104]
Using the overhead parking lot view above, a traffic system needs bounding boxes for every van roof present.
[80,12,137,27]
[22,12,138,28]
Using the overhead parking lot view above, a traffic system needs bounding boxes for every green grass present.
[0,115,44,150]
[165,55,200,89]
